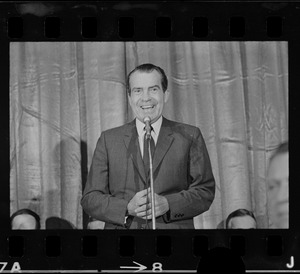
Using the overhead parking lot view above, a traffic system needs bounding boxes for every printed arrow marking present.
[120,261,147,272]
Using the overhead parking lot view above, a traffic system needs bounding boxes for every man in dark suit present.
[81,63,215,229]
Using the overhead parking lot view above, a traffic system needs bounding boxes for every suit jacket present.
[81,117,215,229]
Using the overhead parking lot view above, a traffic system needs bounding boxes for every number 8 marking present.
[152,262,163,272]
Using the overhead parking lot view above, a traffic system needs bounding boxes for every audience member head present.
[267,141,289,228]
[87,219,104,230]
[11,208,41,230]
[226,208,257,229]
[45,216,76,229]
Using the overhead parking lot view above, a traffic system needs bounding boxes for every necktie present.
[143,128,155,177]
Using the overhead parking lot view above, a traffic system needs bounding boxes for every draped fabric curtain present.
[10,42,288,229]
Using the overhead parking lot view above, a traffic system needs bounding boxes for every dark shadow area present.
[216,219,225,229]
[81,140,89,229]
[45,216,76,229]
[197,246,245,274]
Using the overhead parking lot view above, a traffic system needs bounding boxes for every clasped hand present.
[127,188,169,219]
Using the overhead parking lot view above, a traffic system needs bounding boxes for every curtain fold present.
[10,42,288,229]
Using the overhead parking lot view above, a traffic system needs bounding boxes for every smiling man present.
[81,63,215,229]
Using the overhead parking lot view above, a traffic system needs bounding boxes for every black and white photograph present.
[10,41,288,230]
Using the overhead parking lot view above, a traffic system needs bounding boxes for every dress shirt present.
[136,116,162,157]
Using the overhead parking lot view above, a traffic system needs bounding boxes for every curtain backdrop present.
[10,42,288,229]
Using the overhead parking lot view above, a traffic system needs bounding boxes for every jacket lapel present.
[123,120,147,183]
[123,118,175,184]
[153,118,174,174]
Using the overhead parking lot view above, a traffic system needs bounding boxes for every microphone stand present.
[147,136,156,230]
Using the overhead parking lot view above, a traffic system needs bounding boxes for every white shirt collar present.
[136,116,163,138]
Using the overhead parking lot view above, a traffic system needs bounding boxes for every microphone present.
[144,117,151,139]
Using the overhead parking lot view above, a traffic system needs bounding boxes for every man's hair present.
[225,208,256,229]
[126,63,168,95]
[10,208,41,229]
[270,141,288,163]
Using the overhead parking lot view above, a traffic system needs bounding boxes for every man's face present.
[12,214,37,229]
[228,216,256,229]
[128,70,170,124]
[267,152,289,228]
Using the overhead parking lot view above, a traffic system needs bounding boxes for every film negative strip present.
[0,1,298,273]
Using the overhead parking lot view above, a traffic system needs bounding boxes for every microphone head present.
[143,117,151,124]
